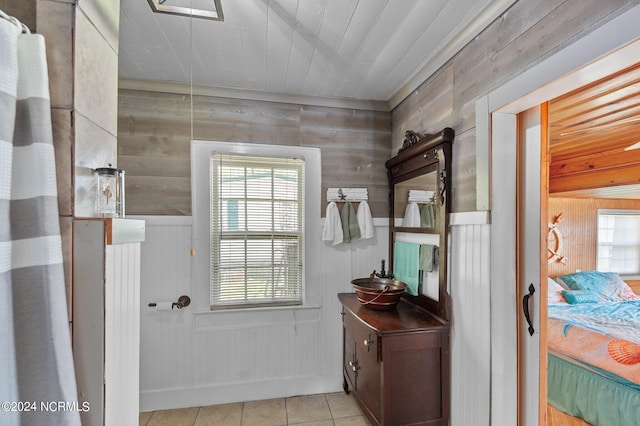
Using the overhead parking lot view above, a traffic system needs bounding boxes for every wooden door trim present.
[539,102,549,426]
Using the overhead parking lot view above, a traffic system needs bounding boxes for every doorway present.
[484,6,640,425]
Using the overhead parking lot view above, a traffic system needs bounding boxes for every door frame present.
[478,5,640,425]
[516,103,549,425]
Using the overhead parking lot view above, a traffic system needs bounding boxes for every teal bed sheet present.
[548,352,640,425]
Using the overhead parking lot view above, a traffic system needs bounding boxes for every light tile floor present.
[139,392,372,426]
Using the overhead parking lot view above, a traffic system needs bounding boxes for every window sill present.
[193,304,322,332]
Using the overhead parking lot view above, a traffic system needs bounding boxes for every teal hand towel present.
[341,201,360,243]
[419,244,438,272]
[393,241,421,296]
[420,203,435,228]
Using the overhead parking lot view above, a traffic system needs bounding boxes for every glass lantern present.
[95,166,125,218]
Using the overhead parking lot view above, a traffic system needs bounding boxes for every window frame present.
[191,141,322,312]
[210,154,305,309]
[596,208,640,279]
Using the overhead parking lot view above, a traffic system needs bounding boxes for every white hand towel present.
[356,200,374,239]
[322,202,343,245]
[402,202,421,227]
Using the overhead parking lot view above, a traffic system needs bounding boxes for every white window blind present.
[210,154,305,308]
[597,209,640,274]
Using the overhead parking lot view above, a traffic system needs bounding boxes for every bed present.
[547,271,640,426]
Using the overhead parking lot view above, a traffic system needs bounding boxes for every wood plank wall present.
[117,90,391,217]
[117,1,636,216]
[548,197,640,292]
[391,0,637,212]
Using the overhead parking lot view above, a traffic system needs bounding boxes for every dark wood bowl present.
[351,277,407,310]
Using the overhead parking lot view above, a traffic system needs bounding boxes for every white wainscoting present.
[136,215,493,425]
[449,213,492,426]
[105,242,141,426]
[135,216,389,412]
[73,220,143,426]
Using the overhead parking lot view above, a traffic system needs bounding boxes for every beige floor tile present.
[147,407,199,426]
[286,395,332,424]
[325,393,362,419]
[139,411,153,425]
[142,393,370,426]
[333,415,371,426]
[195,402,243,426]
[241,398,287,426]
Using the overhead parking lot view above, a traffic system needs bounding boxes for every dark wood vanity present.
[340,294,450,425]
[339,128,454,426]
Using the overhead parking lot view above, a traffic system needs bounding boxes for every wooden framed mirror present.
[385,127,454,320]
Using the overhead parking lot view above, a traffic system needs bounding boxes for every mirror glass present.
[393,169,438,228]
[392,166,441,301]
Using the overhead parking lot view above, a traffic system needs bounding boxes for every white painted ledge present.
[449,211,491,226]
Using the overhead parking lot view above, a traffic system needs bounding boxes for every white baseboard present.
[140,374,343,412]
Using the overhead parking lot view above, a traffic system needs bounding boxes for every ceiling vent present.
[147,0,224,21]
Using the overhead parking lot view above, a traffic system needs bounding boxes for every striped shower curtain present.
[0,12,80,426]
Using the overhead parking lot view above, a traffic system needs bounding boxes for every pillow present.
[561,289,599,304]
[557,271,637,303]
[552,276,570,290]
[548,277,568,305]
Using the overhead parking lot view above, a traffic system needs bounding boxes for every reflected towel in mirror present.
[420,203,435,228]
[408,190,435,203]
[402,202,420,227]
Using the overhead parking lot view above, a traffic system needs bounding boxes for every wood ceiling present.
[119,0,515,107]
[548,62,640,199]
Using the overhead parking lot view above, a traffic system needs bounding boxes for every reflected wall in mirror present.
[386,127,454,320]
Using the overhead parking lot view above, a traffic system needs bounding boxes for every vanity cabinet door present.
[342,321,357,390]
[382,332,447,425]
[343,310,382,423]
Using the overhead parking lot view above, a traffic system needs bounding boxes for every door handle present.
[523,284,535,336]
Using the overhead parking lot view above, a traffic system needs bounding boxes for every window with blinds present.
[210,154,305,308]
[597,209,640,275]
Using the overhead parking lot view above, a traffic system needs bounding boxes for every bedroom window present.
[597,209,640,275]
[210,154,304,309]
